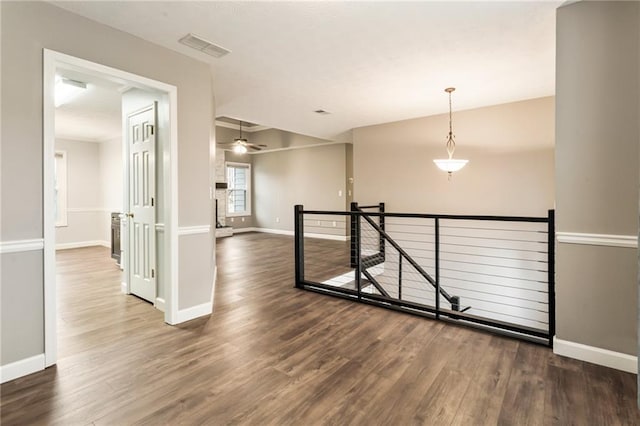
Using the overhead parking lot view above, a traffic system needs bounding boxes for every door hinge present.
[147,124,155,135]
[151,197,154,207]
[151,269,155,278]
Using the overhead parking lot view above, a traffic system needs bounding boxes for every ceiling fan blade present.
[247,145,262,151]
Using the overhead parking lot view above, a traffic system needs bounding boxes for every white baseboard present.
[231,227,347,241]
[553,337,637,373]
[0,354,45,384]
[253,227,348,241]
[176,302,212,324]
[232,227,257,234]
[304,232,348,242]
[56,240,110,250]
[155,297,166,312]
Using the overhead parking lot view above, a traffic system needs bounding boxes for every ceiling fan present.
[218,120,267,154]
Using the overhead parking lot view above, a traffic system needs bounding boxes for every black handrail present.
[302,209,548,222]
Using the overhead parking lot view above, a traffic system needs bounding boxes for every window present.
[54,151,68,227]
[226,162,251,216]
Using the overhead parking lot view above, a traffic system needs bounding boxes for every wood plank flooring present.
[1,232,639,425]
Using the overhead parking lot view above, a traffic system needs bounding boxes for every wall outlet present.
[338,190,343,197]
[348,190,352,197]
[332,221,337,227]
[317,220,321,226]
[230,217,234,222]
[241,217,245,222]
[276,217,280,223]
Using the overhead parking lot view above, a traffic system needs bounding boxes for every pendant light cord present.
[446,89,456,159]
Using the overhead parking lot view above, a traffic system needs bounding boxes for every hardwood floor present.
[1,233,638,425]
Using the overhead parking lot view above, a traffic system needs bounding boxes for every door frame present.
[43,49,179,367]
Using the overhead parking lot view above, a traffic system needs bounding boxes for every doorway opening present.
[43,50,179,368]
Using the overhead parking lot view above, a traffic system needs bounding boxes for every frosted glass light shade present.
[433,158,468,172]
[233,144,248,154]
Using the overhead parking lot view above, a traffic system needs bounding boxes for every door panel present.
[128,103,156,303]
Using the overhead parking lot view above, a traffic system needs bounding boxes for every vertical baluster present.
[294,205,304,289]
[435,217,440,320]
[398,252,402,300]
[548,209,556,347]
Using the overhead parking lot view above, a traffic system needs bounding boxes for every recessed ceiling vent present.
[314,109,330,115]
[179,33,231,58]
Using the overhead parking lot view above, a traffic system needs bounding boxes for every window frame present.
[54,150,68,227]
[225,161,252,217]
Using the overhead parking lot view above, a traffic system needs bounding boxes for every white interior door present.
[127,103,157,303]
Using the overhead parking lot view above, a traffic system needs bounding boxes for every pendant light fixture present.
[433,87,468,179]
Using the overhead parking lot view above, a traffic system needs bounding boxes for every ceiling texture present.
[52,1,561,140]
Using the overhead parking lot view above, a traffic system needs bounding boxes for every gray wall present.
[1,1,214,366]
[353,97,555,217]
[253,144,348,233]
[556,1,639,355]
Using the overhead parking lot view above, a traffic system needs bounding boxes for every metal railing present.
[294,203,555,346]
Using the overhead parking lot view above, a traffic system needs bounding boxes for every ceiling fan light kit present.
[433,87,468,180]
[218,120,267,153]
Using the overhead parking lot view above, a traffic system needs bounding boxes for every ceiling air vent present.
[179,33,231,58]
[314,109,330,115]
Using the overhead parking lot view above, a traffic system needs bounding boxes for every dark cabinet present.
[111,212,121,265]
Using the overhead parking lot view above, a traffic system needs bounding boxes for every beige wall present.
[215,126,254,229]
[99,136,123,243]
[1,1,214,366]
[55,139,105,246]
[55,137,123,246]
[253,144,348,233]
[250,128,332,150]
[353,96,555,217]
[556,1,639,355]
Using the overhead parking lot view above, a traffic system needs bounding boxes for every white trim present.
[178,225,211,236]
[225,162,252,217]
[210,266,217,307]
[121,281,128,294]
[43,50,57,367]
[155,297,166,312]
[556,232,637,248]
[0,239,44,254]
[176,302,212,323]
[553,337,637,373]
[167,81,179,326]
[43,49,180,369]
[0,354,45,384]
[253,227,348,241]
[54,150,68,227]
[55,240,110,250]
[248,141,346,155]
[232,227,257,234]
[156,223,165,232]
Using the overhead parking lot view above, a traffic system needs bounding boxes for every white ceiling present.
[55,69,123,142]
[52,1,561,140]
